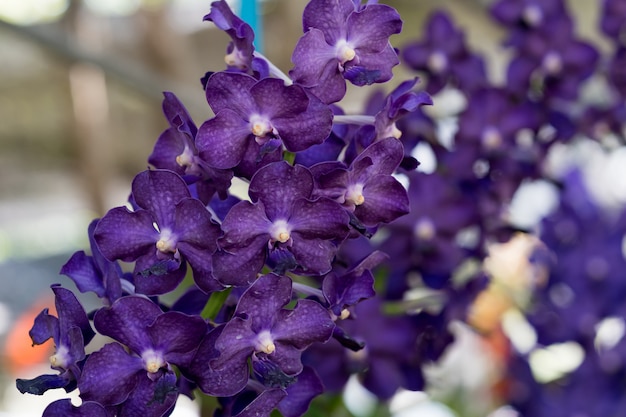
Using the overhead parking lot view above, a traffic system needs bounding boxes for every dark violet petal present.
[356,175,410,226]
[266,342,304,375]
[131,170,191,228]
[343,66,381,86]
[212,240,267,287]
[270,102,333,153]
[278,366,324,417]
[79,342,143,406]
[346,4,402,52]
[248,162,315,219]
[190,326,251,397]
[272,299,334,349]
[236,389,286,417]
[16,374,71,395]
[323,268,375,315]
[30,308,59,346]
[288,198,350,240]
[290,29,339,87]
[302,0,354,43]
[148,311,207,358]
[133,253,187,295]
[347,44,398,84]
[52,285,95,346]
[173,198,220,255]
[250,78,309,119]
[148,127,188,175]
[290,234,338,276]
[170,286,210,316]
[235,274,292,328]
[43,399,108,417]
[60,251,105,298]
[162,91,197,138]
[94,296,162,354]
[94,207,157,262]
[361,356,405,400]
[220,200,271,249]
[196,110,252,170]
[307,58,348,104]
[118,371,178,417]
[205,71,257,116]
[353,137,404,177]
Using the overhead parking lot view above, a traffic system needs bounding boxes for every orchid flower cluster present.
[14,0,626,416]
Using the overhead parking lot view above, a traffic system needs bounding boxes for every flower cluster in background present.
[12,0,626,416]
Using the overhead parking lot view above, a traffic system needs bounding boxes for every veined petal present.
[250,78,310,119]
[355,175,410,226]
[302,0,354,44]
[78,342,143,406]
[94,207,157,262]
[248,162,314,219]
[148,311,207,360]
[235,274,293,330]
[206,71,257,115]
[196,109,252,170]
[212,235,268,286]
[132,170,191,227]
[290,29,340,88]
[94,296,162,354]
[346,4,402,53]
[290,234,338,276]
[288,198,350,240]
[272,299,335,349]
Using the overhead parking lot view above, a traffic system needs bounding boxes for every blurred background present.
[0,0,612,416]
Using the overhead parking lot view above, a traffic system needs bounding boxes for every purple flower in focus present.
[60,219,127,305]
[196,72,332,178]
[16,285,95,395]
[189,274,335,397]
[402,10,487,95]
[78,296,206,413]
[212,161,350,286]
[148,92,233,203]
[289,0,402,104]
[94,169,223,295]
[311,137,410,227]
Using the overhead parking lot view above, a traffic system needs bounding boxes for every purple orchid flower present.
[600,0,626,43]
[490,0,567,30]
[289,0,402,104]
[311,137,410,228]
[196,71,332,179]
[60,219,127,305]
[506,16,599,101]
[212,161,350,286]
[189,274,335,397]
[78,296,206,413]
[94,169,223,295]
[16,285,95,396]
[148,92,233,203]
[402,10,487,95]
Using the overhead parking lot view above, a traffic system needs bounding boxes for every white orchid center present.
[142,349,166,373]
[49,345,70,369]
[269,219,291,244]
[224,47,247,69]
[156,228,177,253]
[522,5,543,26]
[175,146,195,168]
[335,39,356,64]
[427,51,448,73]
[414,217,436,241]
[481,126,503,150]
[249,114,273,138]
[255,330,276,354]
[542,51,562,75]
[345,183,365,206]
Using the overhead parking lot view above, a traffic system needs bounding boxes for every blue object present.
[240,0,263,53]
